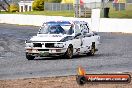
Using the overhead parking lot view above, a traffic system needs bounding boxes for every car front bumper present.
[25,48,67,57]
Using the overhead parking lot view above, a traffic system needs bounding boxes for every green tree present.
[32,0,62,11]
[9,4,19,12]
[32,0,48,11]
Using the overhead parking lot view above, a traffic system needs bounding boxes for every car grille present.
[38,49,49,51]
[45,43,54,48]
[33,43,42,47]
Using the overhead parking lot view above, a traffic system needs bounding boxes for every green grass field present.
[0,10,74,17]
[108,3,132,18]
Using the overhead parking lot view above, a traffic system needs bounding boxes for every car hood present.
[30,34,66,42]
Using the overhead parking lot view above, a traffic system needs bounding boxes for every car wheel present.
[26,53,35,60]
[76,76,87,85]
[87,44,95,56]
[65,45,73,59]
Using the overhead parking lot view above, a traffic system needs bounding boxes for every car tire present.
[76,76,87,85]
[87,43,95,56]
[26,53,35,60]
[65,45,73,59]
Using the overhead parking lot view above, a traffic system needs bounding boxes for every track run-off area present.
[0,24,132,80]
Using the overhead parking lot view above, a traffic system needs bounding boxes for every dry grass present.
[0,74,131,88]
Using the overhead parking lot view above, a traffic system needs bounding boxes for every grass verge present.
[0,10,74,17]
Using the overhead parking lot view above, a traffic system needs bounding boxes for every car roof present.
[44,21,88,25]
[45,21,71,26]
[73,21,88,24]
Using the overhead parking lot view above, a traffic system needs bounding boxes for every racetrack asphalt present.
[0,23,132,80]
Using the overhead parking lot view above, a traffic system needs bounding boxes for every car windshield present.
[38,22,74,35]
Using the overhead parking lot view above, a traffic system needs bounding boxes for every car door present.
[72,24,82,54]
[80,24,92,52]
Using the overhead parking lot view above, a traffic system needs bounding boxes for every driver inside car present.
[49,25,66,34]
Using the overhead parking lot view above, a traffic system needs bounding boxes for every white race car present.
[25,21,100,60]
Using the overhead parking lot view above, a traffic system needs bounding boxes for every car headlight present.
[54,43,64,48]
[26,43,33,47]
[25,40,32,43]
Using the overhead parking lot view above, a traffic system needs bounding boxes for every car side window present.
[75,24,81,34]
[80,24,89,35]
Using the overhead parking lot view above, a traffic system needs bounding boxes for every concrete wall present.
[0,14,132,33]
[99,18,132,33]
[0,14,91,26]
